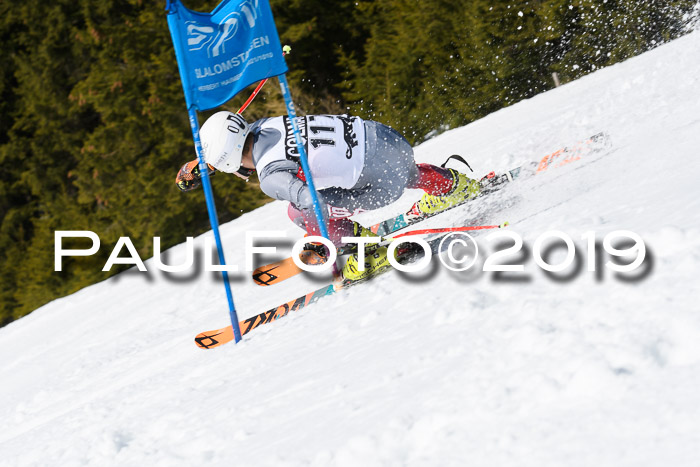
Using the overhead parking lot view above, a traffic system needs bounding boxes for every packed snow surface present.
[2,31,700,466]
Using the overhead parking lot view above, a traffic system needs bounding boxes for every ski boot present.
[341,245,393,285]
[409,168,481,217]
[302,220,384,274]
[340,240,431,285]
[333,220,379,254]
[339,221,392,284]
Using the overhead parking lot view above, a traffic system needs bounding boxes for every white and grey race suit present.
[251,114,419,217]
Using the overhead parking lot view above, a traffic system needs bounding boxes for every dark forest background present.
[1,0,697,325]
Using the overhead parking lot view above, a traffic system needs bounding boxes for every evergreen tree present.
[0,0,271,324]
[268,0,368,113]
[342,0,697,143]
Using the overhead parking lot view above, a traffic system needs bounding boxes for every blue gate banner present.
[166,0,287,110]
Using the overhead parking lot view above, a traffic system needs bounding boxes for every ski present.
[369,166,522,236]
[370,132,610,236]
[196,234,449,349]
[252,249,327,286]
[195,283,337,349]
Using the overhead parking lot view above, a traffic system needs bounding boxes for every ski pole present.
[237,45,291,114]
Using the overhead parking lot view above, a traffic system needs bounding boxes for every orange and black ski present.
[252,249,327,286]
[196,235,449,349]
[195,283,338,349]
[370,132,610,236]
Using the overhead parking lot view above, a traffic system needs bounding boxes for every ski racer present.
[175,111,482,281]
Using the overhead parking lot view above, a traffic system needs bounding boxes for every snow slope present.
[2,31,700,467]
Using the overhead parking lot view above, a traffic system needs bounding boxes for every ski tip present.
[194,327,234,349]
[252,266,277,286]
[499,221,510,228]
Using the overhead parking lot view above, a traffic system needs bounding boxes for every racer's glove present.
[175,160,216,192]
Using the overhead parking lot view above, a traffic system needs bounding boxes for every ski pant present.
[318,120,419,212]
[290,121,455,243]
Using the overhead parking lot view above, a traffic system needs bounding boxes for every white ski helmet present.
[200,111,250,173]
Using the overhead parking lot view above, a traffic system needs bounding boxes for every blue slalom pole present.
[188,108,242,343]
[277,74,331,241]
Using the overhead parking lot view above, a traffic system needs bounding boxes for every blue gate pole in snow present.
[277,74,332,241]
[166,0,291,344]
[188,108,242,343]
